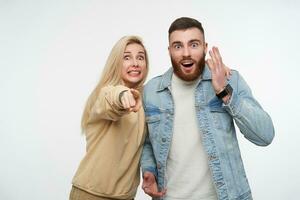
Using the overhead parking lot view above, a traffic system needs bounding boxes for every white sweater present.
[165,74,217,200]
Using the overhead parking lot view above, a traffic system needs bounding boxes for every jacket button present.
[162,138,166,142]
[157,163,161,169]
[209,155,216,160]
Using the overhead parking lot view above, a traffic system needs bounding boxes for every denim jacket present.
[141,66,275,200]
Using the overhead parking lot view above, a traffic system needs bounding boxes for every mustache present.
[180,56,195,63]
[180,53,206,60]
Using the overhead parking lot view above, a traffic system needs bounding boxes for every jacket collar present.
[157,64,212,91]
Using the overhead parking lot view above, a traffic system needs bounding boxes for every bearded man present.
[140,17,275,200]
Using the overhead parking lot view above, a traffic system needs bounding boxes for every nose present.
[182,47,191,57]
[132,58,138,67]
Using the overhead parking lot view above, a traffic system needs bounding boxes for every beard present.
[171,53,206,81]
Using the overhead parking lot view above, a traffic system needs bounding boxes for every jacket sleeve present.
[88,85,129,123]
[140,88,158,178]
[223,71,275,146]
[140,127,158,178]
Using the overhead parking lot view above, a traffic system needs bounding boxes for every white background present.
[1,0,299,199]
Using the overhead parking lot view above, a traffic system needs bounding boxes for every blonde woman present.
[70,36,149,200]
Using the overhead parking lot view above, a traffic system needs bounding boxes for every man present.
[140,17,274,200]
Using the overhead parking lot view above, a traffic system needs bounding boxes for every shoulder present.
[230,69,240,77]
[228,69,242,83]
[227,69,252,92]
[144,75,163,90]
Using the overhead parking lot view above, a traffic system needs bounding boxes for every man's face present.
[168,27,207,81]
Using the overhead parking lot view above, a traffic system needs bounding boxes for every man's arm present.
[206,46,274,146]
[140,132,158,177]
[223,71,275,146]
[140,127,167,198]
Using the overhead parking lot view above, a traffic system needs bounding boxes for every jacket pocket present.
[146,115,161,142]
[209,106,232,131]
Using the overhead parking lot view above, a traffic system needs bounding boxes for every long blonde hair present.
[81,36,149,132]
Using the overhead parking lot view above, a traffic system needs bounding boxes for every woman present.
[70,36,149,200]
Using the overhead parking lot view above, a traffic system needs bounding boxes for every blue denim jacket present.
[141,66,274,200]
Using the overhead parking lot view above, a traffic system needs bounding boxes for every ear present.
[168,46,171,56]
[204,42,208,54]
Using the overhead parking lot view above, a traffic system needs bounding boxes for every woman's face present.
[121,43,147,88]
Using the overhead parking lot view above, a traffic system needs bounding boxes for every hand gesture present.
[206,46,232,93]
[120,89,141,112]
[142,172,166,198]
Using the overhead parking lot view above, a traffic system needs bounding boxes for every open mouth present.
[180,60,194,68]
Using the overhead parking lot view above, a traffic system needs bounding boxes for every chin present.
[176,70,200,81]
[128,80,143,87]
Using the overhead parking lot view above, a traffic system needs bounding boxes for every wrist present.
[216,84,232,99]
[216,85,226,94]
[118,90,128,104]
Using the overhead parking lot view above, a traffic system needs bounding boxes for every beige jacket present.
[72,85,146,199]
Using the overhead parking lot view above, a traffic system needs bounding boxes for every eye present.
[174,44,182,49]
[137,55,145,60]
[123,55,130,60]
[171,42,183,50]
[191,42,199,48]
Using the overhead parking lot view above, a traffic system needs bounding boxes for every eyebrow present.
[189,39,201,43]
[124,51,145,54]
[171,39,202,46]
[171,41,182,46]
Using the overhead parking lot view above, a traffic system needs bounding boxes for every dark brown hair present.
[168,17,205,39]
